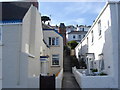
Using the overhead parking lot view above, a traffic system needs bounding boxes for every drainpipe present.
[17,24,22,85]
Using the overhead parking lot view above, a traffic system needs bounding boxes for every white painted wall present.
[75,2,120,89]
[1,5,43,88]
[72,67,113,89]
[0,26,2,90]
[55,68,63,88]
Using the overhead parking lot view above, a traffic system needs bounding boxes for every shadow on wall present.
[93,26,113,75]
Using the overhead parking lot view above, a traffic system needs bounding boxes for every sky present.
[39,2,106,26]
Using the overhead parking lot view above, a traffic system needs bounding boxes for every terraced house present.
[74,1,120,89]
[41,24,63,75]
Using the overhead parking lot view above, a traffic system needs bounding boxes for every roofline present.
[67,31,87,34]
[75,2,118,49]
[0,20,22,25]
[43,29,63,38]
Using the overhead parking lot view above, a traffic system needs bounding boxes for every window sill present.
[49,45,60,47]
[91,42,94,46]
[51,65,60,67]
[98,35,102,40]
[28,53,35,58]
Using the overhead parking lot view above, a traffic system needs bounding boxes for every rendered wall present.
[43,30,63,74]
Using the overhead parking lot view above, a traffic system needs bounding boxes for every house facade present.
[66,31,87,43]
[0,2,44,88]
[41,24,63,75]
[66,25,90,43]
[75,2,120,89]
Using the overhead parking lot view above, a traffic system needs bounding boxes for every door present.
[40,74,55,90]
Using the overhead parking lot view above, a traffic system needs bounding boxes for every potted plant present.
[91,68,98,72]
[99,72,107,76]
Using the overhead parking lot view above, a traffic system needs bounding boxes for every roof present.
[42,23,63,37]
[68,31,87,34]
[42,23,54,29]
[0,20,22,24]
[1,2,38,21]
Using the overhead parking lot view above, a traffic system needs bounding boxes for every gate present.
[40,74,55,90]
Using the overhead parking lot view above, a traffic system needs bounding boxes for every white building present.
[76,25,90,32]
[0,2,43,88]
[74,2,120,89]
[66,25,76,33]
[66,25,90,43]
[66,31,87,43]
[41,24,63,75]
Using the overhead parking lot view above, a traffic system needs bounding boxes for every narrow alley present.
[62,52,80,89]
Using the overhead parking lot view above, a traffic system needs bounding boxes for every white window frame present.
[51,54,60,66]
[78,35,81,39]
[48,37,59,46]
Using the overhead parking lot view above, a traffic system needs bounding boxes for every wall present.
[75,3,113,75]
[43,30,63,75]
[72,67,113,89]
[75,2,120,89]
[2,24,22,88]
[118,2,120,89]
[55,68,63,88]
[0,26,2,90]
[22,5,43,88]
[2,5,43,88]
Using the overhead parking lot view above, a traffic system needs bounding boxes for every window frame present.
[51,54,60,66]
[73,35,75,39]
[98,20,102,36]
[91,30,94,43]
[48,37,59,46]
[78,35,81,39]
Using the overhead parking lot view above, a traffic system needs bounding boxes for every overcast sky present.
[39,2,106,26]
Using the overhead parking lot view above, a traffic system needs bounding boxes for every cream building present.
[41,24,63,75]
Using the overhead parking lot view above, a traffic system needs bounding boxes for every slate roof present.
[42,23,54,29]
[0,2,38,21]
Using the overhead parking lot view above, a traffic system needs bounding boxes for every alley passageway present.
[62,52,80,89]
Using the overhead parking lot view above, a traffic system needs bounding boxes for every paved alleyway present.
[62,53,80,89]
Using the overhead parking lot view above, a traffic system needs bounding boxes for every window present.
[49,37,51,45]
[48,37,59,46]
[78,35,81,39]
[98,20,101,36]
[52,37,55,45]
[73,35,75,39]
[108,20,109,28]
[83,35,85,38]
[56,37,59,45]
[91,30,94,42]
[52,54,59,65]
[82,28,84,31]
